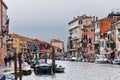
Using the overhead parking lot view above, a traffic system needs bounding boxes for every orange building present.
[87,23,95,55]
[100,18,111,37]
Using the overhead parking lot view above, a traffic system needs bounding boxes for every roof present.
[8,33,50,45]
[9,33,26,38]
[99,16,120,25]
[26,38,36,43]
[68,14,92,25]
[99,17,111,21]
[51,39,63,43]
[34,39,50,44]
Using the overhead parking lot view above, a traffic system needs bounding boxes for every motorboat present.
[113,59,120,65]
[70,57,77,61]
[22,62,32,75]
[78,57,84,62]
[95,54,108,64]
[55,65,65,73]
[34,63,52,75]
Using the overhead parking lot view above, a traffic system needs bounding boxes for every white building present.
[94,20,100,54]
[67,15,94,59]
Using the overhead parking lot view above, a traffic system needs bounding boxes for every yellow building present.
[8,33,27,55]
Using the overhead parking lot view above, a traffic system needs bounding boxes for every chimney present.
[73,17,75,20]
[93,16,95,22]
[96,17,98,21]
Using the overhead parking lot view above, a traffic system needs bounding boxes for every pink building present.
[0,0,8,65]
[81,23,95,62]
[51,39,64,57]
[86,23,95,55]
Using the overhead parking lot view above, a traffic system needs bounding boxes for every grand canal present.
[22,60,120,80]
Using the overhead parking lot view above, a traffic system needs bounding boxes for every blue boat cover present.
[0,74,6,80]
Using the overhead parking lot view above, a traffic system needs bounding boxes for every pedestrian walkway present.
[0,62,14,73]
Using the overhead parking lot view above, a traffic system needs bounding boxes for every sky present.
[4,0,120,51]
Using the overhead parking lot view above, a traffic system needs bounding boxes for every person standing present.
[110,49,115,64]
[8,55,12,66]
[4,56,7,66]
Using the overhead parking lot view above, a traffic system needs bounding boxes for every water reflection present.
[22,60,120,80]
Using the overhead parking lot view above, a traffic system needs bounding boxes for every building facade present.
[67,15,96,60]
[51,39,65,58]
[94,20,100,54]
[8,33,28,57]
[0,0,8,65]
[34,39,51,59]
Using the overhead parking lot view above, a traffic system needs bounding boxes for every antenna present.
[78,9,80,16]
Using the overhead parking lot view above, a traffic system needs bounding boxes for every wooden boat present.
[22,62,32,75]
[34,63,52,75]
[55,65,65,73]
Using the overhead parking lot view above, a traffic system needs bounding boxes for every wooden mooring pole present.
[18,53,22,80]
[52,46,55,73]
[14,53,17,80]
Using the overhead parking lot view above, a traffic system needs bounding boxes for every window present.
[90,46,92,51]
[97,23,99,28]
[20,43,22,46]
[79,19,82,24]
[91,29,94,32]
[101,41,104,47]
[112,25,115,29]
[108,35,110,39]
[107,43,110,48]
[89,38,92,44]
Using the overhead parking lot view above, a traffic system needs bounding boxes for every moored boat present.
[34,63,52,75]
[113,59,120,65]
[95,54,108,64]
[22,62,32,75]
[55,65,65,73]
[70,57,77,61]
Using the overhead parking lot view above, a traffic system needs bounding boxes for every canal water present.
[22,60,120,80]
